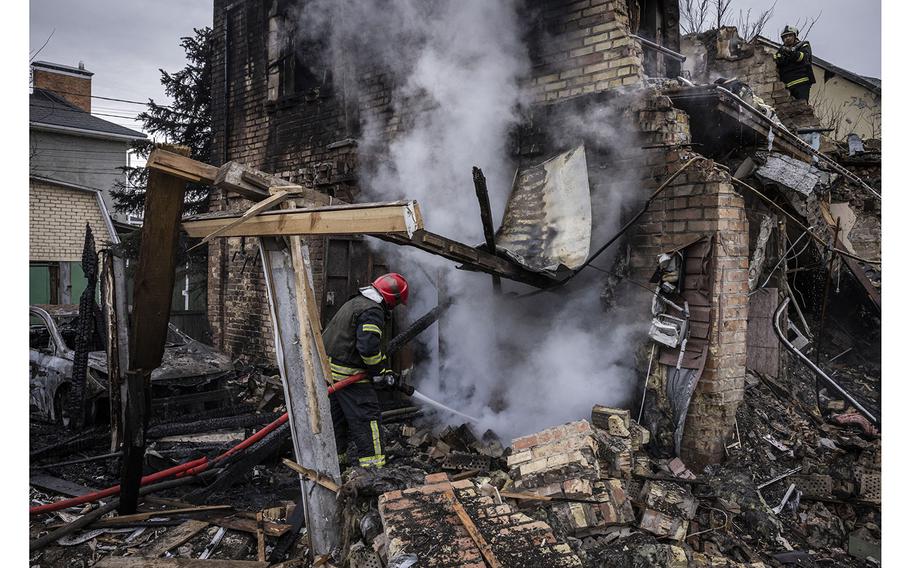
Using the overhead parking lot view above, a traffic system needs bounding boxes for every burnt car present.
[30,304,236,425]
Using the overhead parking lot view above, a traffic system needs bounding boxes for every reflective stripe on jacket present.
[774,41,815,90]
[322,294,392,382]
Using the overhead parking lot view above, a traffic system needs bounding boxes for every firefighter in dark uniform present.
[322,273,409,468]
[774,25,815,101]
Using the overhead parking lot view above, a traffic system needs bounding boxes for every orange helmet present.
[372,273,409,308]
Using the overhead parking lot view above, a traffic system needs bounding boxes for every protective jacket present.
[322,289,392,384]
[774,41,815,90]
[323,288,392,468]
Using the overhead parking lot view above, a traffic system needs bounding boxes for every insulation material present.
[666,366,699,457]
[495,145,592,274]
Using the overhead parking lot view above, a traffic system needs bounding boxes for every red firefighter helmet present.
[372,273,409,308]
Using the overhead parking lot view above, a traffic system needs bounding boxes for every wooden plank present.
[189,189,295,251]
[146,148,219,185]
[209,516,290,538]
[30,474,95,497]
[95,558,268,568]
[379,230,555,289]
[288,227,322,434]
[214,161,298,202]
[121,144,190,514]
[181,201,423,239]
[260,236,341,556]
[747,288,780,377]
[472,167,502,292]
[256,512,266,562]
[93,506,232,526]
[818,201,881,309]
[445,489,501,568]
[143,519,210,558]
[281,458,340,493]
[100,250,123,451]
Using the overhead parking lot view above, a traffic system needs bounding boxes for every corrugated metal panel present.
[495,145,592,274]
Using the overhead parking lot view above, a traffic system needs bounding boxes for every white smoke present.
[297,1,649,441]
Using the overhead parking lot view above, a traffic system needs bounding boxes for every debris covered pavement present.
[30,353,881,567]
[27,2,883,567]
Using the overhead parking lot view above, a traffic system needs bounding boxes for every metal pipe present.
[772,298,878,425]
[631,34,687,62]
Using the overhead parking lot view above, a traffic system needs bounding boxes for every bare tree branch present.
[795,10,822,40]
[715,0,734,30]
[736,0,777,42]
[680,0,711,34]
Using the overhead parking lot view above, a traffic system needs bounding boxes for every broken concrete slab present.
[754,152,829,196]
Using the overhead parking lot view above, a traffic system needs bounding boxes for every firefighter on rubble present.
[773,25,815,102]
[323,273,409,468]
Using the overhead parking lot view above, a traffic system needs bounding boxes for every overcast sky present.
[29,1,213,135]
[28,0,881,136]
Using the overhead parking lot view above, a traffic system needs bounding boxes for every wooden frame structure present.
[124,148,562,557]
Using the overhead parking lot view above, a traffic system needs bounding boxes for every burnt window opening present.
[267,0,333,105]
[629,0,681,79]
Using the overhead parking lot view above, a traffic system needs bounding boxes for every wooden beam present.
[146,148,218,185]
[141,520,211,558]
[472,167,502,292]
[182,201,423,238]
[287,209,322,434]
[281,458,340,493]
[260,236,341,557]
[445,489,501,568]
[88,506,231,527]
[214,161,333,204]
[100,250,123,451]
[94,559,268,568]
[188,189,296,251]
[818,201,881,309]
[380,230,555,288]
[120,145,189,514]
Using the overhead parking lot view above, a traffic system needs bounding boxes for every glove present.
[371,371,400,390]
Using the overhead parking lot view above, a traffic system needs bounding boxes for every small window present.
[267,0,332,103]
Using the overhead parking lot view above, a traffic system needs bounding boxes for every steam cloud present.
[297,0,648,441]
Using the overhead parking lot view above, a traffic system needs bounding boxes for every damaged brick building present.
[206,0,880,474]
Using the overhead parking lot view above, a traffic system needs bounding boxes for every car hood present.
[87,340,234,384]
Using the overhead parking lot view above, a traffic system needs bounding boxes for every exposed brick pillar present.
[679,174,749,469]
[628,92,749,469]
[31,61,93,112]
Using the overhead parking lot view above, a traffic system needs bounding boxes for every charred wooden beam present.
[378,229,555,288]
[472,167,502,292]
[146,412,283,439]
[100,250,123,451]
[120,145,190,515]
[388,305,445,355]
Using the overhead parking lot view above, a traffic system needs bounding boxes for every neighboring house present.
[29,61,146,225]
[29,176,117,304]
[29,61,146,305]
[753,36,881,141]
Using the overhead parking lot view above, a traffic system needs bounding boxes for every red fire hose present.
[30,372,368,515]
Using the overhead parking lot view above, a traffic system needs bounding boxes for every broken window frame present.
[267,0,333,106]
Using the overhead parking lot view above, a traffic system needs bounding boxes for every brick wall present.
[528,0,645,103]
[30,178,114,261]
[681,28,819,132]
